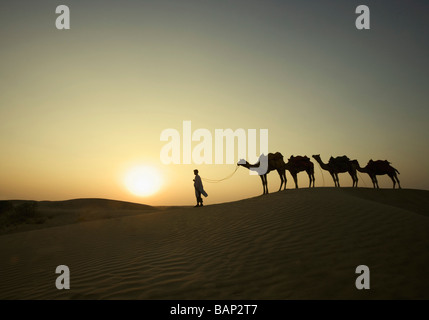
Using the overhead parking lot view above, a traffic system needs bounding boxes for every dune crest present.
[0,198,156,235]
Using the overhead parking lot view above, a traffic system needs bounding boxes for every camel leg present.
[389,174,396,189]
[349,172,357,187]
[336,173,341,187]
[330,172,337,187]
[393,169,401,189]
[370,175,376,188]
[264,174,269,194]
[395,174,401,189]
[259,175,265,194]
[283,173,287,190]
[293,173,298,189]
[277,170,285,191]
[374,176,379,189]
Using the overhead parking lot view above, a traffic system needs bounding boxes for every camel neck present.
[314,157,330,170]
[247,162,261,169]
[239,162,259,169]
[356,164,368,173]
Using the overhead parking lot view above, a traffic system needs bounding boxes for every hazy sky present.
[1,0,428,205]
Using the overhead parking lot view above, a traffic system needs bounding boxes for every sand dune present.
[1,188,428,299]
[0,198,157,234]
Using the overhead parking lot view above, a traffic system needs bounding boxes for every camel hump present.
[289,155,310,163]
[329,155,350,164]
[373,160,388,165]
[269,152,284,160]
[368,160,393,170]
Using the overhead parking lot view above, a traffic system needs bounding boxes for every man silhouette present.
[193,169,207,207]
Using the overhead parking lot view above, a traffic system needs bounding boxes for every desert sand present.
[1,188,429,299]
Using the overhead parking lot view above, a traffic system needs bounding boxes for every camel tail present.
[395,168,400,175]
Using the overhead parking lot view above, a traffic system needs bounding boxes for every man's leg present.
[195,189,201,207]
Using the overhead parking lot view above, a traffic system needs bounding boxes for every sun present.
[124,166,162,197]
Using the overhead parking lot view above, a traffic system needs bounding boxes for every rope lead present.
[201,165,240,183]
[316,162,325,187]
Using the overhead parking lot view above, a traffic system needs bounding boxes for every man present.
[193,169,207,207]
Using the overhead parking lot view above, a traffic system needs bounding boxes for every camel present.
[353,159,401,189]
[312,154,358,187]
[237,152,287,194]
[284,155,315,188]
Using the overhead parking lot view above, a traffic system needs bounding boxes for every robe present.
[194,174,208,197]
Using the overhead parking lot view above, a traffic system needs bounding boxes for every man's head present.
[194,169,198,175]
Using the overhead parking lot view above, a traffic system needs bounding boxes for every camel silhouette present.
[284,155,315,188]
[353,159,401,189]
[238,152,286,194]
[312,154,358,187]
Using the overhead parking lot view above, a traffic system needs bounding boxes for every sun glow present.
[124,166,162,197]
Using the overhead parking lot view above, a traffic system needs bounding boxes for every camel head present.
[354,160,369,173]
[350,159,360,168]
[237,159,249,167]
[283,161,291,170]
[312,154,321,160]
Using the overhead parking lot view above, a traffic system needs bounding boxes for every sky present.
[1,0,428,205]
